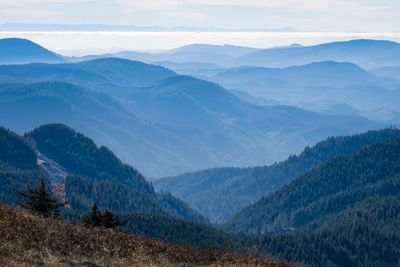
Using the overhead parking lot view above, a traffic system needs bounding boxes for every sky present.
[0,0,399,32]
[0,0,399,54]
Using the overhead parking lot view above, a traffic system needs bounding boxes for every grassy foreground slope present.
[0,205,287,267]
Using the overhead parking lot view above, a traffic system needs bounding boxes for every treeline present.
[258,196,400,267]
[1,124,211,243]
[27,123,153,194]
[222,135,400,267]
[0,127,42,205]
[226,138,400,235]
[0,126,37,170]
[65,175,208,224]
[156,128,400,223]
[16,179,123,230]
[120,212,249,250]
[2,123,400,266]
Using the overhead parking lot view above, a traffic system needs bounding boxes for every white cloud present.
[0,0,388,14]
[0,0,395,32]
[0,0,387,17]
[0,8,59,15]
[0,0,86,17]
[114,0,384,14]
[115,0,205,20]
[0,0,86,7]
[0,0,82,3]
[115,0,182,12]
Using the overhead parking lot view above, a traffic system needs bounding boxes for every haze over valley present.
[2,37,400,177]
[1,1,400,266]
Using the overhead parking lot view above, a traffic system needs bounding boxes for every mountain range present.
[154,127,400,266]
[0,38,383,177]
[0,23,297,32]
[59,38,400,120]
[209,61,400,113]
[1,124,263,250]
[4,38,400,70]
[234,39,400,69]
[155,129,400,223]
[72,39,400,70]
[2,36,400,266]
[211,61,399,92]
[226,133,400,234]
[2,123,400,267]
[0,124,206,223]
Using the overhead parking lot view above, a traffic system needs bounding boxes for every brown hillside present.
[0,205,287,267]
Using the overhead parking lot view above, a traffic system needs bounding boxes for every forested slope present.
[156,128,400,222]
[226,137,400,235]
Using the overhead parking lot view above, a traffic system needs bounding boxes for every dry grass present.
[0,205,288,267]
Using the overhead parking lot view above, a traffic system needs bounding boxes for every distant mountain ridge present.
[4,38,398,70]
[5,58,395,116]
[235,39,400,69]
[67,42,260,67]
[0,57,176,87]
[210,60,400,114]
[170,44,258,57]
[211,61,394,91]
[0,38,64,65]
[372,65,400,80]
[0,54,381,176]
[68,39,400,70]
[0,23,297,32]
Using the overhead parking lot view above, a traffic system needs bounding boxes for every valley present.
[1,35,400,267]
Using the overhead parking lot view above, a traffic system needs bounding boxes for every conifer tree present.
[83,204,124,229]
[18,178,66,218]
[102,210,124,228]
[83,204,102,227]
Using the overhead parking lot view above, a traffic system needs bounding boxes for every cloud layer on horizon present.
[0,0,398,32]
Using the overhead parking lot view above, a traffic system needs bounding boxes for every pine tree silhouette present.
[18,178,66,218]
[83,204,103,227]
[83,204,124,229]
[102,210,124,228]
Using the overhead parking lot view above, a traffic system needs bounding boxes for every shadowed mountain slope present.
[155,128,400,223]
[0,38,64,65]
[226,136,400,235]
